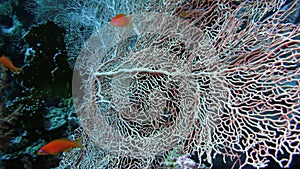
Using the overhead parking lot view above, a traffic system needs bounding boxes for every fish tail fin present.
[128,15,140,36]
[130,23,134,28]
[128,15,134,28]
[11,66,21,72]
[75,136,84,148]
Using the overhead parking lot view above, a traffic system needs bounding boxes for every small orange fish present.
[110,14,133,27]
[179,8,205,19]
[37,138,82,155]
[0,55,20,72]
[180,10,192,18]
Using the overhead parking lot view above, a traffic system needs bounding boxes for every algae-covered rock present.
[19,21,72,98]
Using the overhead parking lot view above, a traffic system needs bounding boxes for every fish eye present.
[38,149,49,155]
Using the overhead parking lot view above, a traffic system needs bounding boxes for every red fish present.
[0,55,20,72]
[110,14,133,27]
[37,138,82,155]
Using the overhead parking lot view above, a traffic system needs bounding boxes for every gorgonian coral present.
[62,0,299,168]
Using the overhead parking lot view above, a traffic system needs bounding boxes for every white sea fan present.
[61,0,299,168]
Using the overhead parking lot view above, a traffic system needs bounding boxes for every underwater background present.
[0,0,300,169]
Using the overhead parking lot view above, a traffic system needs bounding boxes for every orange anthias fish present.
[0,55,20,72]
[37,138,82,155]
[110,14,133,27]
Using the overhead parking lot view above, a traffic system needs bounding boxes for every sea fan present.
[61,1,299,168]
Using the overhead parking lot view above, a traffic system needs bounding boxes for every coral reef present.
[26,0,160,67]
[61,0,299,168]
[0,71,19,152]
[0,2,76,168]
[20,21,72,98]
[1,0,299,169]
[0,105,23,151]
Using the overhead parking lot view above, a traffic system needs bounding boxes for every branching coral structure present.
[61,0,299,168]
